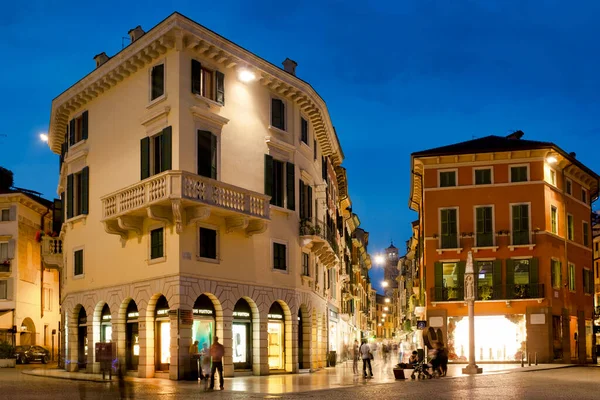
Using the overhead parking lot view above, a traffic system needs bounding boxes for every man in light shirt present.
[359,339,373,378]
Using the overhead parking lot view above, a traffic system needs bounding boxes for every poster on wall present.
[232,324,247,363]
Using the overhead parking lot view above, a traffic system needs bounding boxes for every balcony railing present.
[102,171,270,220]
[41,237,63,269]
[440,234,458,249]
[476,232,494,247]
[300,219,339,264]
[431,283,545,302]
[512,230,530,245]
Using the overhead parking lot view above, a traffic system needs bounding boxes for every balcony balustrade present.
[100,170,270,241]
[41,237,63,269]
[299,219,339,266]
[430,283,545,302]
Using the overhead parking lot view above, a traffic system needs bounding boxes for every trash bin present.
[328,351,337,367]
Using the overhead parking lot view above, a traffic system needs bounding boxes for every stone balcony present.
[41,237,63,269]
[100,170,270,241]
[299,219,339,267]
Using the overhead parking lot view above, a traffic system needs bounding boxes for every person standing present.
[189,340,199,380]
[209,336,225,390]
[352,339,359,374]
[359,340,373,379]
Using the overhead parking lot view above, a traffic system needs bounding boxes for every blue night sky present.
[2,1,600,290]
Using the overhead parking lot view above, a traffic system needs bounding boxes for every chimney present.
[506,130,524,140]
[569,152,576,158]
[0,167,14,191]
[128,25,145,43]
[282,58,298,76]
[93,52,110,68]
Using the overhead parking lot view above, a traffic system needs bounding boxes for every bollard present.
[521,352,524,367]
[528,352,531,366]
[535,352,538,366]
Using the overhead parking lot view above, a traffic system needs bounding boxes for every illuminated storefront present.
[77,307,87,369]
[267,302,285,370]
[232,299,252,370]
[125,300,139,370]
[449,315,526,361]
[100,304,112,343]
[192,295,215,353]
[328,309,339,363]
[154,296,170,371]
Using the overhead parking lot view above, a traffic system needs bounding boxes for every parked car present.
[14,345,50,364]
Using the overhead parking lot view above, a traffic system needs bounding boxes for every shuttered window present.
[440,209,458,249]
[301,118,308,144]
[0,280,6,299]
[583,269,593,294]
[199,227,217,260]
[475,168,492,185]
[568,263,576,291]
[439,171,456,187]
[74,249,84,276]
[264,155,294,209]
[151,63,164,101]
[141,126,172,180]
[197,130,217,179]
[583,221,589,246]
[68,111,89,147]
[273,243,287,271]
[271,98,285,130]
[567,214,574,241]
[0,209,8,221]
[512,204,530,245]
[191,59,225,105]
[66,167,89,219]
[475,206,493,247]
[551,206,558,234]
[551,259,562,289]
[150,228,164,260]
[299,181,313,220]
[510,166,528,182]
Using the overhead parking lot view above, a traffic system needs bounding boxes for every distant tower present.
[383,242,399,290]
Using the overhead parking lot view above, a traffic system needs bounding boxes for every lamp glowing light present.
[39,133,48,142]
[238,69,256,83]
[546,155,557,164]
[381,281,389,288]
[384,307,389,311]
[384,298,391,303]
[378,323,382,326]
[382,313,386,317]
[374,254,385,265]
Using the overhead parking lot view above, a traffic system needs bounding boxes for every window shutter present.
[476,208,483,234]
[69,119,75,146]
[140,137,150,180]
[216,71,225,105]
[81,111,88,140]
[191,60,201,95]
[60,192,65,224]
[67,174,74,219]
[313,139,317,160]
[210,132,217,179]
[8,205,16,221]
[197,130,212,178]
[299,180,305,219]
[161,126,172,172]
[457,261,466,300]
[6,278,13,300]
[265,154,273,201]
[493,260,502,299]
[434,262,443,301]
[505,259,514,299]
[81,167,89,215]
[52,198,63,234]
[307,185,312,218]
[271,98,280,128]
[151,64,164,100]
[286,162,295,210]
[7,239,15,259]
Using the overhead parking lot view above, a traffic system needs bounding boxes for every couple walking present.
[352,339,374,379]
[190,336,225,390]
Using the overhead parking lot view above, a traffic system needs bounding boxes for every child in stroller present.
[410,359,433,380]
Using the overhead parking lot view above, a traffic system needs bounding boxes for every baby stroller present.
[410,360,433,380]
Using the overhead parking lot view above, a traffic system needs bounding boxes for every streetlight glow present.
[384,298,391,303]
[383,307,389,311]
[238,68,256,83]
[39,133,48,142]
[546,155,557,164]
[374,254,385,265]
[381,281,389,288]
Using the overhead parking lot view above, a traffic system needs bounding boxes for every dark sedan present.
[14,345,50,364]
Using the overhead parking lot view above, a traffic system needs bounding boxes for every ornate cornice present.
[48,12,343,166]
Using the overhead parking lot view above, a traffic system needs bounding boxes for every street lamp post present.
[462,251,482,374]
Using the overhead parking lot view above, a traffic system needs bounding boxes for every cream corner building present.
[45,12,370,379]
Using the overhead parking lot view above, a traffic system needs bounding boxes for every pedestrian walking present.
[359,339,373,379]
[200,342,211,390]
[189,340,199,380]
[209,336,225,390]
[352,339,359,374]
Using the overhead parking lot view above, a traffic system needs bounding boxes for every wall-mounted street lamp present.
[237,68,256,83]
[40,133,48,142]
[546,155,557,164]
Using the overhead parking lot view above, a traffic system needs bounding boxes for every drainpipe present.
[40,207,51,320]
[561,162,573,361]
[411,170,425,308]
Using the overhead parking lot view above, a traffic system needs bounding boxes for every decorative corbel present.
[117,216,143,236]
[186,206,211,226]
[225,216,249,233]
[171,200,184,234]
[147,206,173,224]
[103,220,128,242]
[246,220,268,237]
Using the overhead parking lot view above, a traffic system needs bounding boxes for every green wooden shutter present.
[457,261,466,300]
[140,137,150,180]
[69,119,75,146]
[286,162,295,210]
[81,167,89,215]
[299,180,305,219]
[265,154,273,202]
[307,185,312,219]
[197,130,212,178]
[52,198,63,234]
[60,192,65,225]
[476,208,483,236]
[313,139,317,160]
[210,133,217,179]
[493,260,502,299]
[161,126,172,172]
[505,259,514,299]
[81,111,88,140]
[434,262,443,301]
[216,71,225,105]
[191,59,201,94]
[67,174,74,219]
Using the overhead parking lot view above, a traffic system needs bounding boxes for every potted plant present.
[0,341,16,368]
[479,285,493,300]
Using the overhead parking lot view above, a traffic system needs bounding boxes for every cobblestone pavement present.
[2,362,599,399]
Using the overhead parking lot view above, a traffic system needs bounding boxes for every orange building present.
[409,131,599,364]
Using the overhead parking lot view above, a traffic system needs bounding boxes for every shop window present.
[440,208,458,249]
[198,227,217,260]
[439,171,456,187]
[475,206,493,246]
[551,206,558,234]
[74,249,84,277]
[474,168,492,185]
[510,165,528,182]
[551,259,562,289]
[150,228,164,260]
[476,261,498,300]
[273,242,287,271]
[511,204,530,245]
[150,63,164,101]
[434,261,463,301]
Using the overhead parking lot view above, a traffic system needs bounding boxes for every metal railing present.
[431,283,545,302]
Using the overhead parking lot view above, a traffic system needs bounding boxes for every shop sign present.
[233,311,251,318]
[156,309,169,316]
[194,309,214,316]
[268,313,283,320]
[530,314,545,325]
[101,315,112,321]
[127,312,139,319]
